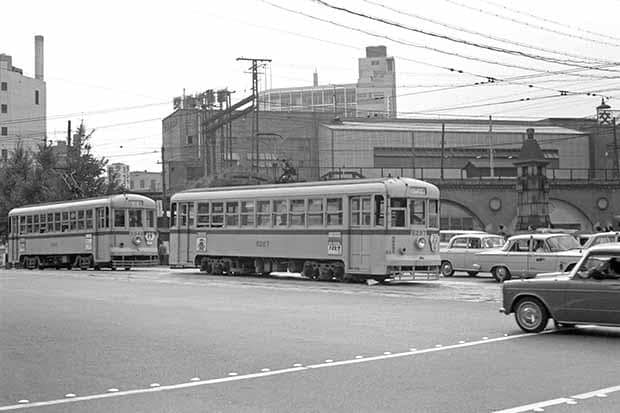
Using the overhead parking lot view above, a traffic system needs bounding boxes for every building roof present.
[515,135,547,165]
[322,121,586,135]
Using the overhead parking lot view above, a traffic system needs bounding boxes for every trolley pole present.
[410,131,416,178]
[440,123,445,180]
[237,57,271,172]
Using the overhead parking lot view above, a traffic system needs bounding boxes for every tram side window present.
[289,199,305,226]
[47,213,54,232]
[390,198,407,227]
[211,202,224,227]
[226,202,239,227]
[180,204,188,226]
[188,203,195,226]
[78,210,85,230]
[19,216,26,234]
[33,214,39,233]
[86,210,93,229]
[61,212,69,232]
[54,212,61,232]
[171,203,177,227]
[114,209,126,228]
[428,199,439,229]
[351,197,361,226]
[257,200,271,227]
[69,211,77,231]
[308,198,323,226]
[241,200,255,226]
[39,214,46,233]
[146,210,154,228]
[409,199,425,226]
[374,195,385,226]
[326,198,343,226]
[27,215,33,233]
[197,202,210,228]
[129,209,143,227]
[273,200,287,226]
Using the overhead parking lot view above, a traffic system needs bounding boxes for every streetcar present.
[170,177,440,282]
[7,194,159,270]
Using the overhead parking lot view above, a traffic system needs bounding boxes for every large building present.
[0,35,46,158]
[261,46,397,118]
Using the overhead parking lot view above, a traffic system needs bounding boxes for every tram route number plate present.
[84,234,92,251]
[196,235,207,252]
[328,232,342,256]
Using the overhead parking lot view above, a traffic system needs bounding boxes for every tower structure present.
[514,128,551,231]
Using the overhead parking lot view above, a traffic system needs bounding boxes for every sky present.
[2,0,619,172]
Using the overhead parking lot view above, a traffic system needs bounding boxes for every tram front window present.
[114,209,126,227]
[390,198,407,227]
[129,209,143,227]
[409,199,426,226]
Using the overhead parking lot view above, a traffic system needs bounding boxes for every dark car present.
[500,244,620,333]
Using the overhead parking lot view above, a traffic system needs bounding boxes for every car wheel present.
[440,261,454,277]
[492,266,511,283]
[515,297,548,333]
[467,271,478,277]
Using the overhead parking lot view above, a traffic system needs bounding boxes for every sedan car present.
[473,233,582,282]
[440,233,505,277]
[500,244,620,333]
[581,232,620,249]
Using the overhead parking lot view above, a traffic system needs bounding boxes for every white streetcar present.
[7,194,159,270]
[170,177,440,282]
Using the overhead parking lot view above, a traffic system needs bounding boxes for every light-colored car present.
[440,233,505,277]
[581,232,620,249]
[500,244,620,333]
[439,230,485,249]
[473,233,582,282]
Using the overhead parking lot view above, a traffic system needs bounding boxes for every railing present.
[250,166,620,183]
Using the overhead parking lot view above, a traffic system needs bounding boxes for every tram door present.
[95,207,109,262]
[175,202,194,266]
[349,196,370,272]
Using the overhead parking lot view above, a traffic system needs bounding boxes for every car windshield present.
[483,237,505,248]
[547,235,581,252]
[575,254,620,279]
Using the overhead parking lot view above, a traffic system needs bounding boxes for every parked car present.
[473,233,582,282]
[500,244,620,333]
[440,233,505,277]
[439,230,485,249]
[581,232,620,249]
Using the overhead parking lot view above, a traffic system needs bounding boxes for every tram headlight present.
[415,237,426,249]
[133,236,142,246]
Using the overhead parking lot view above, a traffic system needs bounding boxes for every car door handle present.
[535,258,545,262]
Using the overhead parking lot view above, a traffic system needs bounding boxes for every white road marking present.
[260,368,270,372]
[0,331,551,411]
[493,384,620,412]
[15,402,27,405]
[355,355,363,359]
[409,348,416,352]
[228,373,238,376]
[293,363,302,367]
[458,340,466,344]
[324,359,333,363]
[383,352,391,355]
[149,383,160,388]
[106,389,119,393]
[64,394,76,398]
[189,378,200,382]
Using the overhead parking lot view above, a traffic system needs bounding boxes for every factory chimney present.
[313,70,318,87]
[35,35,44,80]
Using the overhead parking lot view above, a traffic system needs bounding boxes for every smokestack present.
[35,35,44,80]
[313,70,318,87]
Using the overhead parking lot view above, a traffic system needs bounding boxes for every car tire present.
[467,271,478,277]
[492,266,511,283]
[441,261,454,277]
[515,297,549,333]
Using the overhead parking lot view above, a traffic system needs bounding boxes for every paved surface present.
[1,267,619,412]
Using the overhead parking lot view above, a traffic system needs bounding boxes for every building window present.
[0,82,7,91]
[1,127,7,136]
[387,58,394,72]
[35,90,40,105]
[187,135,193,145]
[139,179,145,188]
[1,149,7,161]
[1,104,6,113]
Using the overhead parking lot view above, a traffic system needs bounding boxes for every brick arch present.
[440,198,485,229]
[548,197,593,230]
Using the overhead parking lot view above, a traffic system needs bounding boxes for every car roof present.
[508,233,572,240]
[451,233,502,239]
[586,243,620,253]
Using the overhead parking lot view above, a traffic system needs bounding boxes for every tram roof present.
[9,193,156,215]
[173,177,439,201]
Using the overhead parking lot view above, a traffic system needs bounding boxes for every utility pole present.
[488,115,495,178]
[440,123,445,180]
[161,145,167,217]
[237,57,271,172]
[614,117,619,178]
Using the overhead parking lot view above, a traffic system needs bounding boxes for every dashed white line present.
[15,402,27,405]
[293,363,302,367]
[355,355,364,359]
[149,383,160,388]
[260,368,270,372]
[493,384,620,412]
[106,389,119,393]
[64,394,76,398]
[0,331,550,411]
[189,378,200,382]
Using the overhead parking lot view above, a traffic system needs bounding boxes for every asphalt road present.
[1,267,619,412]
